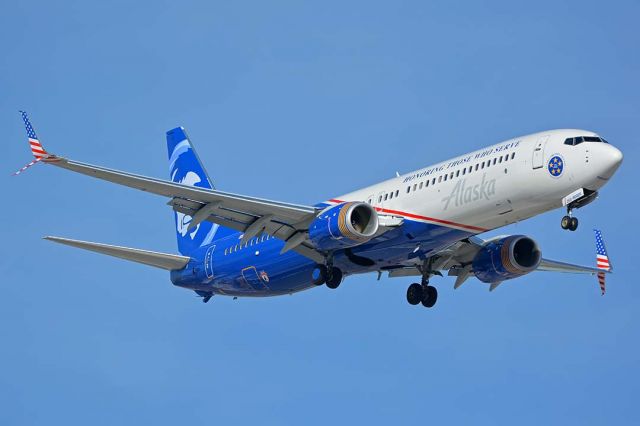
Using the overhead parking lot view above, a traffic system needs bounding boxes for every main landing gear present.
[312,264,343,289]
[406,281,438,308]
[407,260,439,308]
[561,208,579,231]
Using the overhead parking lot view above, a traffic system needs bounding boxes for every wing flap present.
[44,236,191,270]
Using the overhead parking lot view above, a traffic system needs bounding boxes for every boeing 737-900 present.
[15,112,621,307]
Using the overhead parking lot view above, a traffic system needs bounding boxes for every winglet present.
[594,229,611,295]
[13,111,58,176]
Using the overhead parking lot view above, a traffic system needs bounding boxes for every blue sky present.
[1,1,638,424]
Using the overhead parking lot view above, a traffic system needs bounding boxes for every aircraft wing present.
[47,156,326,261]
[388,230,612,294]
[13,111,330,262]
[14,112,407,264]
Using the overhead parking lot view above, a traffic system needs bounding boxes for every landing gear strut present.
[561,208,578,231]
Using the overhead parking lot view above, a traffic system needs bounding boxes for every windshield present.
[564,136,609,146]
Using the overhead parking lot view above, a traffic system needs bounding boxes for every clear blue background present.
[1,1,638,424]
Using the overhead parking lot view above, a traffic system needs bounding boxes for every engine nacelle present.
[472,235,542,283]
[309,202,379,251]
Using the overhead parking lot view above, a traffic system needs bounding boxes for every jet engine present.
[309,202,379,251]
[472,235,542,283]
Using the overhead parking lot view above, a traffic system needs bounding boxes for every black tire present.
[326,267,343,289]
[312,265,328,286]
[561,215,571,230]
[406,283,423,305]
[569,217,579,231]
[421,286,438,308]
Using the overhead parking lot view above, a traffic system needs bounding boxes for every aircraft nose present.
[598,144,623,179]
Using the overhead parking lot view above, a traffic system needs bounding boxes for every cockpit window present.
[564,136,607,146]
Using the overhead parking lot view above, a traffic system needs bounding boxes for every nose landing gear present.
[561,208,579,231]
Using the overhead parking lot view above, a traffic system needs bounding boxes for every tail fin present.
[166,127,234,255]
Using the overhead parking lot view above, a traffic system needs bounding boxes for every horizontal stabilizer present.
[44,236,191,270]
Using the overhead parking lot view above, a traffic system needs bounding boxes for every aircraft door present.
[205,245,215,279]
[241,266,269,290]
[532,135,549,169]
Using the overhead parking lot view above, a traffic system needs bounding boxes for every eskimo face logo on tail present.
[441,173,496,210]
[173,171,202,239]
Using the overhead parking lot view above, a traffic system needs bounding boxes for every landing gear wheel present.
[561,215,571,230]
[421,286,438,308]
[569,217,578,231]
[312,265,328,286]
[406,283,423,305]
[325,267,343,289]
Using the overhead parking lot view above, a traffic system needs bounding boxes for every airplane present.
[14,111,621,307]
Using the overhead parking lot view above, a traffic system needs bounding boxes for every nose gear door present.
[532,135,549,169]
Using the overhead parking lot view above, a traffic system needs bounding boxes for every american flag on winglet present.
[595,229,610,295]
[13,111,51,176]
[21,111,47,158]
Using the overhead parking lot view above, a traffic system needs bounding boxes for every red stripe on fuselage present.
[328,199,487,232]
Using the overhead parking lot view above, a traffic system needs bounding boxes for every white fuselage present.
[334,129,622,235]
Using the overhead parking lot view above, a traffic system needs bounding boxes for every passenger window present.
[389,192,393,199]
[419,182,423,189]
[499,156,503,163]
[384,194,388,201]
[378,196,382,202]
[456,170,460,177]
[481,162,485,169]
[406,186,411,193]
[235,244,239,251]
[462,168,466,175]
[511,153,515,160]
[475,164,479,171]
[426,180,430,187]
[493,158,497,165]
[450,172,454,179]
[438,176,442,183]
[444,174,448,181]
[395,190,399,197]
[413,184,417,191]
